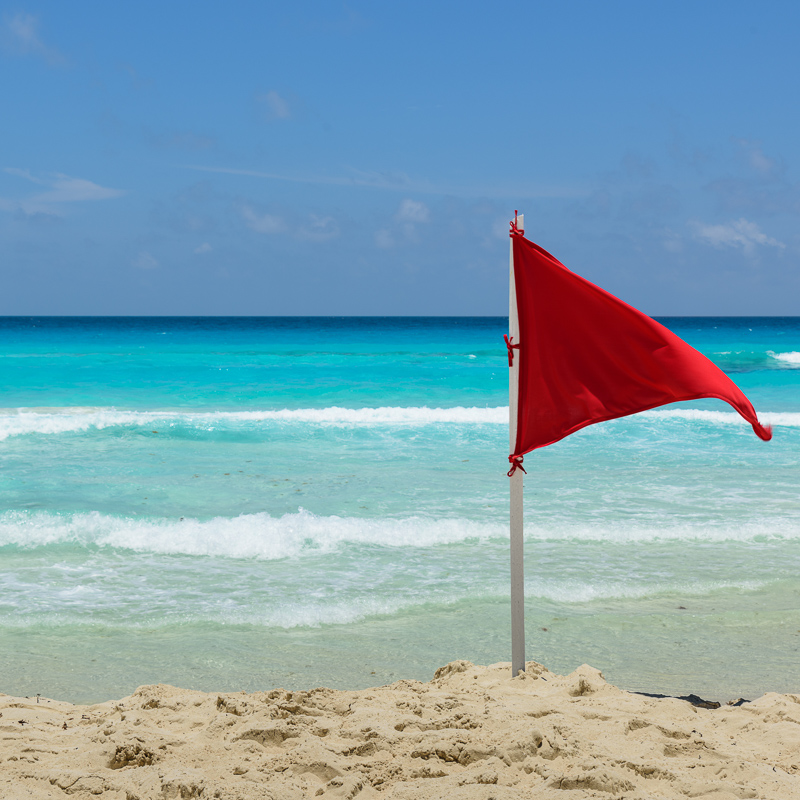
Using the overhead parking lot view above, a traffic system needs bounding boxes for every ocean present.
[1,316,798,704]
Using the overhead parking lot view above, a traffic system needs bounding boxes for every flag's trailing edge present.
[507,224,772,475]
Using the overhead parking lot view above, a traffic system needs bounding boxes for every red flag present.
[508,229,772,473]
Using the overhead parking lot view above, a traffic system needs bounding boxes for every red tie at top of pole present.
[510,210,524,238]
[506,219,772,474]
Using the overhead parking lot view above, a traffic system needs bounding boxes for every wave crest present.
[0,510,502,558]
[768,351,800,366]
[0,406,508,441]
[2,404,799,442]
[1,510,797,560]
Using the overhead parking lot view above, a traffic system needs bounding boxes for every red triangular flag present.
[509,232,771,471]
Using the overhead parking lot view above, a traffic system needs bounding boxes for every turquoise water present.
[1,316,798,703]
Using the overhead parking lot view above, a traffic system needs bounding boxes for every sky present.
[1,1,799,315]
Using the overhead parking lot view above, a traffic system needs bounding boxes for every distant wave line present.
[0,406,506,439]
[0,405,797,441]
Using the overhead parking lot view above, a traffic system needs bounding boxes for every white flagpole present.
[509,213,525,676]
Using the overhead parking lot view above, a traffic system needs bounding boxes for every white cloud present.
[241,205,286,234]
[258,90,291,120]
[395,199,429,223]
[370,200,433,249]
[662,229,683,253]
[749,148,774,174]
[4,167,44,184]
[734,138,777,175]
[132,251,158,269]
[300,214,339,242]
[2,13,65,65]
[6,13,39,49]
[33,175,125,203]
[374,229,394,249]
[194,242,212,254]
[240,206,339,241]
[1,169,125,215]
[691,218,785,254]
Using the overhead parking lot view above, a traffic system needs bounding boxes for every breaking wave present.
[2,509,798,559]
[0,406,508,440]
[1,404,798,441]
[0,509,502,558]
[768,351,800,366]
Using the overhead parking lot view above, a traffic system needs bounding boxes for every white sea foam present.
[0,574,770,631]
[1,404,799,441]
[0,597,436,631]
[637,408,800,429]
[768,351,800,366]
[0,509,503,558]
[531,520,800,543]
[0,406,508,440]
[523,577,765,605]
[1,509,797,559]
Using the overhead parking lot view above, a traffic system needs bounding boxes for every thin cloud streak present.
[181,164,588,199]
[1,169,125,216]
[691,218,785,254]
[257,90,291,121]
[1,12,66,65]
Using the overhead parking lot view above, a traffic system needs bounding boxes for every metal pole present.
[509,214,525,676]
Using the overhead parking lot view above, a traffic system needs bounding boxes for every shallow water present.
[1,316,798,703]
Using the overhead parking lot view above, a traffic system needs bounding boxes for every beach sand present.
[2,660,799,799]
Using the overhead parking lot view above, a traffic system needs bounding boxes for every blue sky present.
[2,1,799,315]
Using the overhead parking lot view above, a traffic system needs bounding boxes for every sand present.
[2,660,799,799]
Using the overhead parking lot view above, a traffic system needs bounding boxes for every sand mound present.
[2,660,799,798]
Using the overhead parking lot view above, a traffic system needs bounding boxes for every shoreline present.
[3,660,798,799]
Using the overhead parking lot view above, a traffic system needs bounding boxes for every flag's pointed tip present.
[756,421,773,441]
